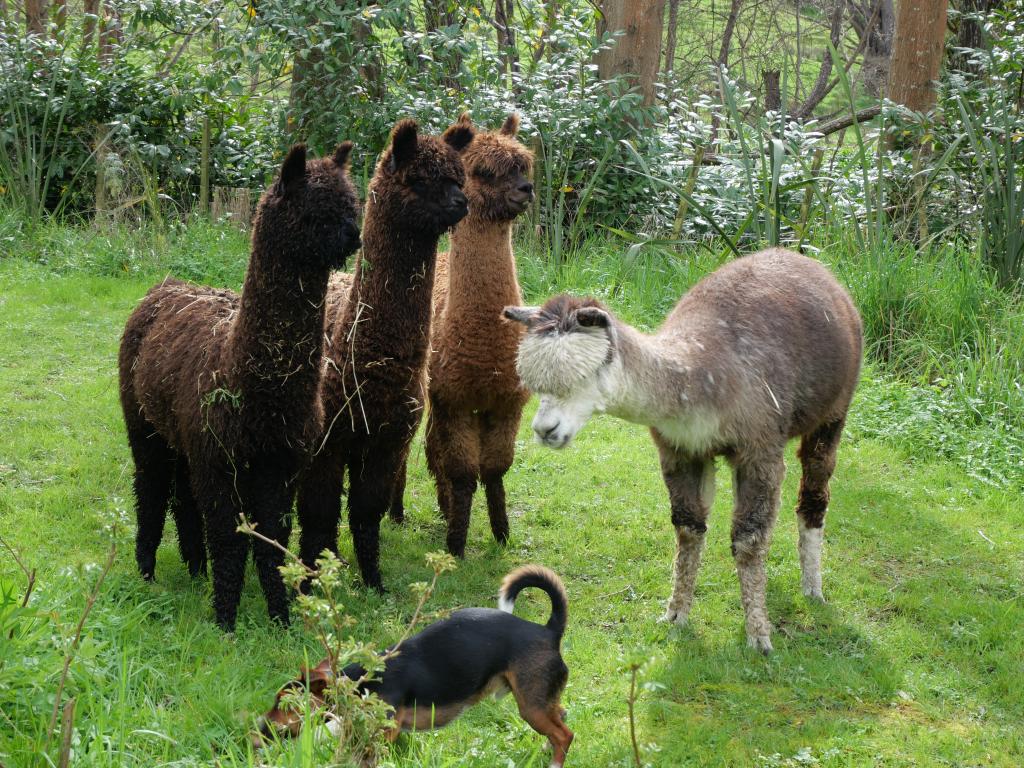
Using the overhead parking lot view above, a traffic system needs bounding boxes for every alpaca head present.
[371,118,475,234]
[252,142,362,271]
[504,295,615,449]
[454,113,534,222]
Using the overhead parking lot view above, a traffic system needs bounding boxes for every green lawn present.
[1,256,1022,767]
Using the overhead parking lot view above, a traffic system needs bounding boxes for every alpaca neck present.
[340,208,441,359]
[444,215,521,313]
[230,252,329,401]
[604,322,705,426]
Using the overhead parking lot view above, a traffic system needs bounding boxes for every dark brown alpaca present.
[296,119,475,590]
[119,144,361,630]
[418,113,535,557]
[507,249,863,652]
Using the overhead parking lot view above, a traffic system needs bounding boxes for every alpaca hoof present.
[388,505,405,524]
[137,556,156,581]
[215,616,237,633]
[802,587,825,603]
[659,607,689,626]
[747,633,773,654]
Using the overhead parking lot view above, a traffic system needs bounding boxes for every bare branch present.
[46,540,117,744]
[791,2,845,119]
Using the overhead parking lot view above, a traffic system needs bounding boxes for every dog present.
[258,565,573,766]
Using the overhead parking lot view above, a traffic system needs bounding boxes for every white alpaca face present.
[516,326,612,449]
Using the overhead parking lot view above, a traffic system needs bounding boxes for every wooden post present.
[671,146,705,239]
[93,123,111,225]
[200,113,210,216]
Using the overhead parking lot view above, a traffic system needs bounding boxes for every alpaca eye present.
[474,168,494,180]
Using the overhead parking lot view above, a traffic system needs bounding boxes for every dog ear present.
[575,306,610,329]
[500,113,520,137]
[299,667,328,699]
[279,143,307,195]
[442,120,475,153]
[503,306,540,326]
[389,119,419,172]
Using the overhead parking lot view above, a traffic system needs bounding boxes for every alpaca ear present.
[500,113,520,137]
[279,143,307,195]
[389,119,419,172]
[332,140,353,170]
[442,121,475,153]
[456,111,473,127]
[575,307,610,329]
[503,306,540,326]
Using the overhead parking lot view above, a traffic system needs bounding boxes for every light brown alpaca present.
[407,114,534,557]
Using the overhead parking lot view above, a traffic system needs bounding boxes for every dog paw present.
[747,633,773,655]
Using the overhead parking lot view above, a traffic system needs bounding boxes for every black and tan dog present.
[259,565,573,766]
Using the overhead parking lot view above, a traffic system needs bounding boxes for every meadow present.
[1,218,1022,767]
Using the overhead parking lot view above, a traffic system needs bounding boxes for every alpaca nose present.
[518,181,534,197]
[539,424,559,441]
[452,189,467,208]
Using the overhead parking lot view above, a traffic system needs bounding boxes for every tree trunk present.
[26,0,45,35]
[847,0,895,95]
[664,0,680,75]
[596,0,667,106]
[494,0,519,77]
[82,0,98,53]
[99,1,120,64]
[53,0,66,41]
[952,0,1000,72]
[888,0,948,112]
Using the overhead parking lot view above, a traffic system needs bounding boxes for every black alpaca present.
[119,144,361,630]
[296,119,474,589]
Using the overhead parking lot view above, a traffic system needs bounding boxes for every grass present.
[1,221,1023,767]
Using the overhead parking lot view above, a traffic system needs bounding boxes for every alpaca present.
[417,112,535,557]
[119,143,361,631]
[505,249,863,653]
[296,119,475,590]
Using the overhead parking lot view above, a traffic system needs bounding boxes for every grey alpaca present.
[506,248,863,652]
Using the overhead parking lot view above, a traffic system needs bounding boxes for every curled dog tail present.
[497,565,568,639]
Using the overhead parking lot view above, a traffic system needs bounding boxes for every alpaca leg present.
[347,447,403,591]
[128,427,176,581]
[424,401,452,521]
[198,472,250,631]
[479,408,523,546]
[795,419,845,601]
[653,438,715,626]
[171,458,206,578]
[296,452,344,572]
[245,466,293,626]
[426,401,479,556]
[388,448,409,524]
[730,453,785,654]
